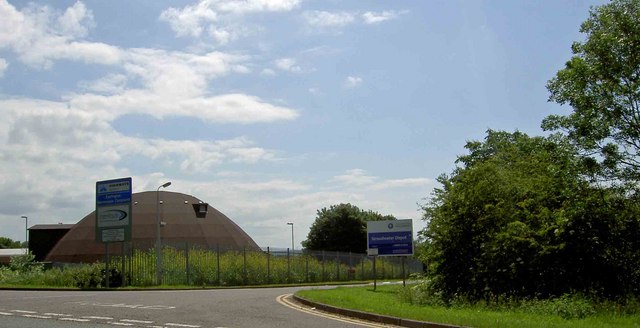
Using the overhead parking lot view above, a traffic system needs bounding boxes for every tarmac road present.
[0,287,389,328]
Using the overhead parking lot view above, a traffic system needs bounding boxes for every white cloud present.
[0,1,120,69]
[0,58,7,77]
[331,169,432,191]
[160,0,300,42]
[362,10,406,24]
[216,0,301,14]
[159,1,218,38]
[343,75,363,88]
[261,68,276,76]
[274,57,302,73]
[79,73,127,94]
[372,178,433,190]
[303,10,355,28]
[332,169,377,186]
[57,1,95,37]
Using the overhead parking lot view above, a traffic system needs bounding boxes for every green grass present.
[295,284,640,328]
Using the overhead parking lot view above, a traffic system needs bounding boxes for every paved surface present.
[0,287,394,328]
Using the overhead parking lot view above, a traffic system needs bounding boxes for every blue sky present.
[0,0,604,248]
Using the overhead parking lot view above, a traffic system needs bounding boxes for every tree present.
[0,237,22,249]
[302,203,395,253]
[544,0,640,185]
[420,130,640,300]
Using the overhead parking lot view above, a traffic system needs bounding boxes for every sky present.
[0,0,606,249]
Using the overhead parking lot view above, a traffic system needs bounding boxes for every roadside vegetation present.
[0,249,411,288]
[296,284,640,328]
[299,1,640,327]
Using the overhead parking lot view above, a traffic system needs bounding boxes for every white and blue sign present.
[96,177,132,243]
[367,219,413,256]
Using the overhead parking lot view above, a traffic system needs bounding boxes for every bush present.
[69,263,103,289]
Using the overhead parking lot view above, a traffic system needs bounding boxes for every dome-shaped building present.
[46,191,259,263]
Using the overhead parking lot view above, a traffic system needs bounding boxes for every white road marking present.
[70,301,175,310]
[44,312,72,317]
[108,322,134,326]
[0,312,14,316]
[165,323,201,327]
[11,310,37,314]
[121,319,154,324]
[277,294,394,328]
[82,315,114,320]
[60,317,91,322]
[22,314,52,319]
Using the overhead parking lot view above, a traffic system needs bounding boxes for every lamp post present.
[156,181,171,285]
[286,222,294,254]
[21,216,28,248]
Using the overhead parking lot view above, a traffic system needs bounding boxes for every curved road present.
[0,287,388,328]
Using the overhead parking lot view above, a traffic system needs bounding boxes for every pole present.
[21,216,28,248]
[402,257,406,287]
[156,181,171,285]
[373,256,377,291]
[286,222,294,254]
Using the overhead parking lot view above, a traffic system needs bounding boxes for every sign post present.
[367,219,413,288]
[96,177,132,288]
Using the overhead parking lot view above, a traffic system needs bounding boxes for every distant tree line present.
[419,0,640,301]
[302,203,395,254]
[0,237,23,249]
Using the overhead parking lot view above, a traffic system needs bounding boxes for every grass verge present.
[295,284,640,328]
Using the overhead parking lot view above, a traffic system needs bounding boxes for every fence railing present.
[102,241,423,287]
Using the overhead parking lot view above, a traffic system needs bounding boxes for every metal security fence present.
[102,241,423,287]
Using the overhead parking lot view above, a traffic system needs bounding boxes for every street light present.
[21,216,28,249]
[286,222,294,254]
[156,181,171,285]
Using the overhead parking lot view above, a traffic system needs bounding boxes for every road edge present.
[291,294,465,328]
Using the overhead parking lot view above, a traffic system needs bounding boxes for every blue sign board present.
[96,178,132,206]
[367,219,413,256]
[96,177,132,243]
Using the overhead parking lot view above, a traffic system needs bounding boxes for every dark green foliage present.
[71,263,103,288]
[420,130,640,301]
[544,0,640,185]
[302,203,395,253]
[9,252,42,272]
[0,237,22,249]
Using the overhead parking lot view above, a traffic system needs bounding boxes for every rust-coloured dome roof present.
[45,191,259,263]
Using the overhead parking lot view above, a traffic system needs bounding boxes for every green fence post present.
[216,244,220,286]
[243,246,247,285]
[267,247,270,284]
[287,248,291,283]
[321,250,325,282]
[185,242,190,285]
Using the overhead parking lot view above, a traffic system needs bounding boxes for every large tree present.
[420,130,640,300]
[544,0,640,185]
[302,203,395,253]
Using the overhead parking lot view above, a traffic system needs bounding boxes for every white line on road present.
[277,294,391,328]
[11,310,37,314]
[165,323,201,327]
[82,315,114,320]
[22,314,52,319]
[0,312,14,316]
[60,317,91,322]
[120,319,154,324]
[108,322,135,326]
[44,312,72,317]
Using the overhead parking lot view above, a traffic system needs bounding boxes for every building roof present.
[29,224,75,230]
[0,248,27,256]
[45,191,260,263]
[0,248,27,265]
